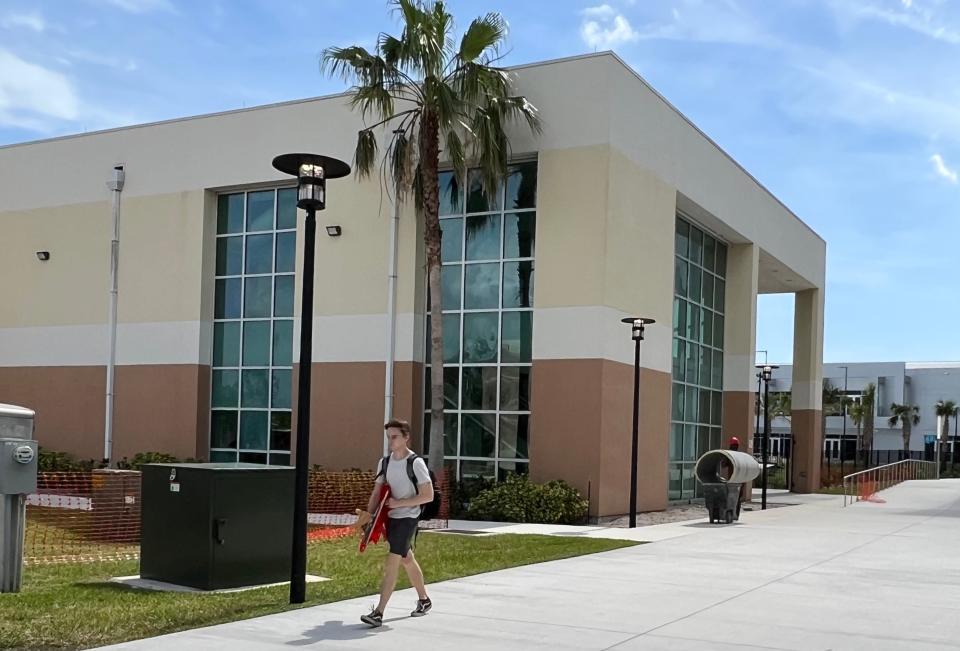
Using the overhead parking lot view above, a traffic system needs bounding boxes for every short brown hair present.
[384,419,411,437]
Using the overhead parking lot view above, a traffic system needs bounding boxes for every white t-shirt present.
[375,451,432,519]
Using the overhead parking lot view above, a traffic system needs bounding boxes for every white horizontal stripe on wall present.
[723,354,758,393]
[532,306,672,374]
[0,322,207,367]
[3,308,682,371]
[292,313,419,364]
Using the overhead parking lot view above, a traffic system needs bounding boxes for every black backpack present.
[378,453,442,521]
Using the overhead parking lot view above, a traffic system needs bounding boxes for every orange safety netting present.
[25,468,449,565]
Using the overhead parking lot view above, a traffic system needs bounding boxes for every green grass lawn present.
[1,533,637,650]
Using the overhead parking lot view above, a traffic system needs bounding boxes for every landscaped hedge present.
[466,474,588,525]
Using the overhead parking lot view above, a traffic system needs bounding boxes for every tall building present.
[0,53,826,516]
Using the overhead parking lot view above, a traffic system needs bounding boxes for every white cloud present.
[782,60,960,145]
[930,154,958,184]
[0,49,79,131]
[621,0,780,49]
[828,0,960,45]
[2,12,46,32]
[67,49,138,72]
[580,5,639,50]
[97,0,175,14]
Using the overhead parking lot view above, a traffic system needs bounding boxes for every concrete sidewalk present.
[101,480,960,650]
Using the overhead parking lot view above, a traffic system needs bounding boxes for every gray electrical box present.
[0,403,36,593]
[0,439,38,495]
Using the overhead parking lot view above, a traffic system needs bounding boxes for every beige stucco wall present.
[0,53,825,500]
[0,52,824,371]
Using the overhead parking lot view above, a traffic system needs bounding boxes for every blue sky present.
[2,0,958,364]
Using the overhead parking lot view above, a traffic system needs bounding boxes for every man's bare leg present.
[401,551,428,600]
[375,553,403,613]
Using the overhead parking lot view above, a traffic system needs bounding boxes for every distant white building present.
[764,362,960,461]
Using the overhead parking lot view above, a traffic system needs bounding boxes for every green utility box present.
[140,463,294,590]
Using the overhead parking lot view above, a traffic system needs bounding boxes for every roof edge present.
[600,51,825,245]
[0,52,618,153]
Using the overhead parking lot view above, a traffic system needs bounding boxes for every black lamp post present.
[757,364,779,510]
[621,317,655,528]
[755,371,762,459]
[272,153,350,605]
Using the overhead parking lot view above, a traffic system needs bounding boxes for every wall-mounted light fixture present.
[325,225,342,237]
[36,251,50,261]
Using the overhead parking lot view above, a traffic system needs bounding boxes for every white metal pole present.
[383,175,401,455]
[104,166,125,465]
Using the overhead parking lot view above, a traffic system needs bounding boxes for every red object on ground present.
[358,485,391,553]
[728,437,740,450]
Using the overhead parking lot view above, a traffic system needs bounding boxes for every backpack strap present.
[375,454,390,480]
[406,454,420,495]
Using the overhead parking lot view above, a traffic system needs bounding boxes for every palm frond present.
[459,13,507,62]
[492,95,542,134]
[451,62,509,106]
[389,128,419,193]
[354,129,379,179]
[423,77,461,130]
[470,102,508,197]
[444,127,466,180]
[321,46,379,82]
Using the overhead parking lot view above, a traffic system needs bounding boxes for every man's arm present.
[366,460,385,513]
[388,481,434,509]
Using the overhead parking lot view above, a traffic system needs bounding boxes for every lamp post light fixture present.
[621,317,655,528]
[757,364,779,510]
[272,153,350,606]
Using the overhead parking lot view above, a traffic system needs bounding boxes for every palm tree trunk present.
[941,415,950,472]
[420,110,445,472]
[903,420,910,460]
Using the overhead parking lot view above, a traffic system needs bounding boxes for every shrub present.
[465,474,588,525]
[447,475,495,518]
[37,448,98,472]
[116,452,200,471]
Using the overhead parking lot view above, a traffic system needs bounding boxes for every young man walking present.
[361,419,434,627]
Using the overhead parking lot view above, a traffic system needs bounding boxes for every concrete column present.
[791,288,825,492]
[721,244,759,454]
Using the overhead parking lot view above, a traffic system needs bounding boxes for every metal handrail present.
[842,459,938,507]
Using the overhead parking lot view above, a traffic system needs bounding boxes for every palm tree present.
[771,392,792,422]
[888,403,920,460]
[934,400,958,469]
[821,380,841,462]
[849,401,865,467]
[323,1,541,469]
[860,383,876,467]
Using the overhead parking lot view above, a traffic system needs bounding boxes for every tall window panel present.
[211,188,297,466]
[425,162,537,481]
[669,216,727,500]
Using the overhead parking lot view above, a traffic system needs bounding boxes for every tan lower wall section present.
[529,359,603,513]
[723,390,756,499]
[0,365,206,461]
[529,359,670,518]
[113,365,208,462]
[292,361,422,472]
[791,409,823,492]
[723,391,756,454]
[599,362,671,516]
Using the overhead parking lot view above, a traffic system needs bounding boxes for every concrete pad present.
[98,479,960,650]
[107,574,328,593]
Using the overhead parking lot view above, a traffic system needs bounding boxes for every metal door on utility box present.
[209,472,293,587]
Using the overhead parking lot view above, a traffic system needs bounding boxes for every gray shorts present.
[386,517,419,557]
